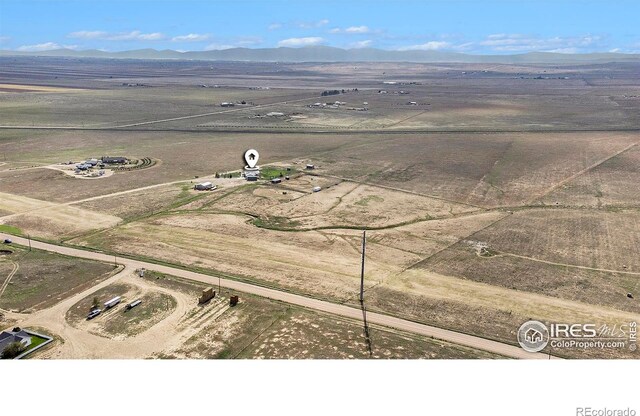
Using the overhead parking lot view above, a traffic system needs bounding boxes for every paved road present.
[0,232,555,359]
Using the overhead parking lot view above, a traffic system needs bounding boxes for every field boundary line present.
[310,172,485,209]
[528,142,639,204]
[500,252,640,277]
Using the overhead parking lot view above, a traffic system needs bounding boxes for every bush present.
[1,341,26,359]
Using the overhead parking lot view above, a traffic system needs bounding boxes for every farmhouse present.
[0,328,32,354]
[245,171,259,181]
[102,156,127,164]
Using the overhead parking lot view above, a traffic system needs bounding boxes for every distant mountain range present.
[1,46,639,64]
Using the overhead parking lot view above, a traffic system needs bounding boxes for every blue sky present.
[1,0,639,54]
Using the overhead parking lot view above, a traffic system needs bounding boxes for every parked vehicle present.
[3,239,12,244]
[87,309,102,320]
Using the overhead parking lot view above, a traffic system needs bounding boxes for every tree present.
[92,296,100,310]
[1,341,26,359]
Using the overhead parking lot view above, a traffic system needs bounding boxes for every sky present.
[1,0,639,54]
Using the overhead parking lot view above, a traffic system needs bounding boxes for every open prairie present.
[1,57,639,358]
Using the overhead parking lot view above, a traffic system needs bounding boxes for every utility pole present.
[359,230,366,303]
[114,254,117,267]
[218,276,221,297]
[28,234,31,251]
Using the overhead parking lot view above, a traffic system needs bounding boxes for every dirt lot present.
[66,281,177,339]
[0,246,118,312]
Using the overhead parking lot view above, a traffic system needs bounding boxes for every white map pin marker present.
[244,149,259,168]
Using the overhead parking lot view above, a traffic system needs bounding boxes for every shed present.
[194,182,215,191]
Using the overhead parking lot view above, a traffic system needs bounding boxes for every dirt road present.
[0,232,554,359]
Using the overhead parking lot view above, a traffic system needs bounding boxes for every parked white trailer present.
[104,296,122,309]
[194,182,216,191]
[125,299,142,311]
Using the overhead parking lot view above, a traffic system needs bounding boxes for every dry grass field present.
[2,57,640,358]
[0,246,118,312]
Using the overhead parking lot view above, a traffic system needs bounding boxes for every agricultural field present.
[1,57,639,359]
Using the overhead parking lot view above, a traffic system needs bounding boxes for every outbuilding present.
[102,156,127,164]
[194,182,215,191]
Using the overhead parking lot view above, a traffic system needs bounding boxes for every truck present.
[104,296,122,309]
[87,309,102,320]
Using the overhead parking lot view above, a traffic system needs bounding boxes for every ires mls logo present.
[517,320,549,352]
[518,320,638,353]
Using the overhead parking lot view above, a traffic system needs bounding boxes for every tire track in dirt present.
[0,261,18,299]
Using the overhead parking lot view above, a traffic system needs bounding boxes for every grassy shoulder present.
[0,245,118,312]
[140,270,208,295]
[0,224,23,236]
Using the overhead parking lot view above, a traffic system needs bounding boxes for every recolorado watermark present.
[517,320,637,353]
[576,408,636,416]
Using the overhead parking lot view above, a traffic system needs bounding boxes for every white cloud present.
[171,33,210,42]
[477,33,604,52]
[17,42,77,51]
[345,26,370,34]
[350,40,373,48]
[277,37,324,47]
[0,36,12,43]
[399,41,451,51]
[68,30,165,41]
[268,23,282,30]
[330,26,372,34]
